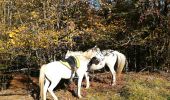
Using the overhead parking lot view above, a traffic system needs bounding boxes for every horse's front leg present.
[84,72,90,89]
[77,74,83,98]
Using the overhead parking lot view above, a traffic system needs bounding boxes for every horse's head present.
[84,45,104,61]
[65,50,83,59]
[87,57,100,71]
[65,46,104,62]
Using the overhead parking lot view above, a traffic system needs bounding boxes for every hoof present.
[85,87,89,89]
[85,85,90,89]
[112,82,116,86]
[78,95,82,98]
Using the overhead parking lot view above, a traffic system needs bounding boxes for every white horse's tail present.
[114,51,127,76]
[39,64,46,100]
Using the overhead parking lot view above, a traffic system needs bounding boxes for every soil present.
[0,71,126,100]
[0,74,35,100]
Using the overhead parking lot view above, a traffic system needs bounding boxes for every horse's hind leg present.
[44,79,50,100]
[108,66,116,86]
[48,78,61,100]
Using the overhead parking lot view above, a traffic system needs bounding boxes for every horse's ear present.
[94,45,98,48]
[93,45,100,51]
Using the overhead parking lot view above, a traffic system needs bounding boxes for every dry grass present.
[119,72,170,100]
[78,72,170,100]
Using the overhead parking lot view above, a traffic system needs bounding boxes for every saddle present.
[61,56,79,81]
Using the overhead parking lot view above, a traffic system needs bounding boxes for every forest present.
[0,0,170,99]
[0,0,169,71]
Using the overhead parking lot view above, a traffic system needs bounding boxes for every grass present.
[82,72,170,100]
[0,64,7,69]
[121,73,170,100]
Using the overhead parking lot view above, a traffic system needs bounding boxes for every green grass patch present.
[0,64,7,70]
[79,73,170,100]
[120,73,170,100]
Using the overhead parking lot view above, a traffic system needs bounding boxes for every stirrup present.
[74,73,79,79]
[69,78,73,83]
[74,76,79,79]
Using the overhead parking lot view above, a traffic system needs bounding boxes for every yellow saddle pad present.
[60,60,71,69]
[60,56,80,69]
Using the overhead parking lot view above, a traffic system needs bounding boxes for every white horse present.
[66,49,128,86]
[91,50,128,85]
[39,46,102,100]
[65,49,104,89]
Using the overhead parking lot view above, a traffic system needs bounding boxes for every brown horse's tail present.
[114,51,127,77]
[39,64,46,100]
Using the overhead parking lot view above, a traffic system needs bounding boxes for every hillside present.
[0,72,170,100]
